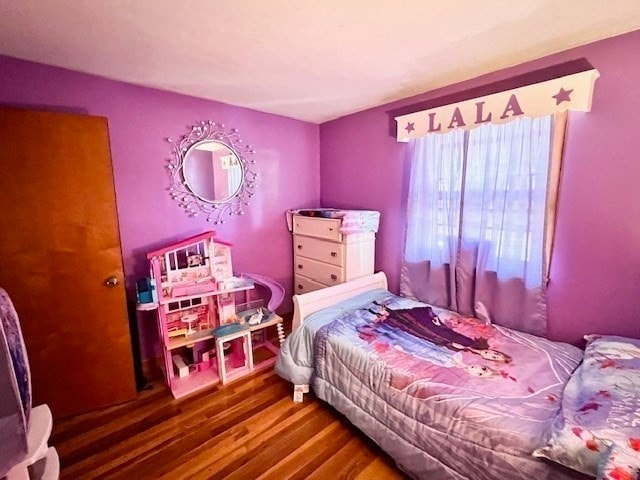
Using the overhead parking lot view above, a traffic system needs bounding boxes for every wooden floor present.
[51,370,409,480]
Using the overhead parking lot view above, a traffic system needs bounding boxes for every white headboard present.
[291,272,388,331]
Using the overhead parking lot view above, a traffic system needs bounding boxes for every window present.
[404,114,561,289]
[465,117,553,283]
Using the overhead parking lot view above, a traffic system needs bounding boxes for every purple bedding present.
[310,294,588,479]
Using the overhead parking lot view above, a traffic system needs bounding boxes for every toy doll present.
[372,302,511,364]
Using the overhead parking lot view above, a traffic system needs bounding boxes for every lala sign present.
[395,69,599,142]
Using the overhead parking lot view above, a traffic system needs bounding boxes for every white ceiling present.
[1,1,640,123]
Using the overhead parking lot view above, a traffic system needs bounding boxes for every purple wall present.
[1,29,639,359]
[320,29,640,345]
[0,56,320,358]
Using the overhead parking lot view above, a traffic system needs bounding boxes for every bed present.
[275,273,598,480]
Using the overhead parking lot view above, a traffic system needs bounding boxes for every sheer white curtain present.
[401,115,555,335]
[403,129,465,310]
[227,163,242,196]
[405,129,465,265]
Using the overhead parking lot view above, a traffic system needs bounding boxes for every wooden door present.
[0,108,136,418]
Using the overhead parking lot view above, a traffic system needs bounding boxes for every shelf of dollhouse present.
[251,339,280,371]
[170,365,220,399]
[212,339,279,386]
[212,313,284,384]
[244,313,283,333]
[248,314,284,372]
[220,356,253,384]
[211,313,283,343]
[167,329,216,350]
[159,283,254,306]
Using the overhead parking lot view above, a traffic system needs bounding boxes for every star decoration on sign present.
[552,87,573,105]
[405,122,415,133]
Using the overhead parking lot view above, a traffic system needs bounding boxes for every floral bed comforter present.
[278,290,589,479]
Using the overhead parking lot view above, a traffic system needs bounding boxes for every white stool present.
[5,404,59,480]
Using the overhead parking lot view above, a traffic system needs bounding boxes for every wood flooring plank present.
[86,382,292,479]
[256,421,353,480]
[52,370,406,480]
[304,436,376,480]
[354,457,409,480]
[51,386,167,443]
[60,373,288,477]
[155,399,317,480]
[189,404,337,480]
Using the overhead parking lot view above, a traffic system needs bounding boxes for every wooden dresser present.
[292,214,376,294]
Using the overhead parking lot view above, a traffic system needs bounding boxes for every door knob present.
[105,276,119,287]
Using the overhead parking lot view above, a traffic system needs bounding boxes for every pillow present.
[533,335,640,478]
[598,444,640,480]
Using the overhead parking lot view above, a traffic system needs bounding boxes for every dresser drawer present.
[294,256,344,286]
[293,235,343,266]
[293,275,327,295]
[293,215,341,241]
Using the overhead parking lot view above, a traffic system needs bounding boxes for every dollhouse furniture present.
[289,210,378,294]
[0,288,59,480]
[146,231,283,398]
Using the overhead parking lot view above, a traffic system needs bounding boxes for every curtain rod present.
[386,58,594,138]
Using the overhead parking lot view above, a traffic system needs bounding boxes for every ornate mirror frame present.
[167,121,257,224]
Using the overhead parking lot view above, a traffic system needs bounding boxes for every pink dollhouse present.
[145,231,283,398]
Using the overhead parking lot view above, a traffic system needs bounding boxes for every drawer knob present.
[297,284,303,290]
[297,244,303,249]
[298,264,303,269]
[330,252,337,257]
[330,274,338,280]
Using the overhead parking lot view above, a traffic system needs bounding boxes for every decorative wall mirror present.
[167,121,257,224]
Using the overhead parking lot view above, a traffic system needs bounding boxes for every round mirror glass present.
[182,140,244,203]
